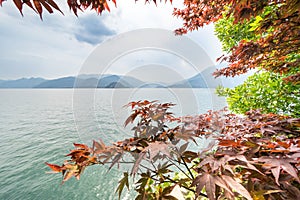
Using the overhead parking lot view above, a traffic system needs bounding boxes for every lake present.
[0,89,226,200]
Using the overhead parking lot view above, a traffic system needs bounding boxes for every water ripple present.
[0,89,226,200]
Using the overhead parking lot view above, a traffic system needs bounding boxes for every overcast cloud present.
[0,1,223,80]
[74,15,115,45]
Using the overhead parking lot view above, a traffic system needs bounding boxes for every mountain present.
[97,75,145,88]
[35,77,75,88]
[169,66,222,88]
[140,83,167,88]
[73,75,143,88]
[73,74,145,88]
[119,76,144,87]
[33,75,145,88]
[0,66,231,88]
[74,77,98,88]
[97,75,122,87]
[189,66,221,88]
[0,78,46,88]
[105,82,127,88]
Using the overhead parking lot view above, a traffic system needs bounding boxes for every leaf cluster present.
[1,0,172,19]
[47,101,300,200]
[216,70,300,118]
[212,3,299,118]
[0,0,117,18]
[173,0,300,83]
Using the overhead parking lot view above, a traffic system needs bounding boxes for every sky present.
[0,1,225,81]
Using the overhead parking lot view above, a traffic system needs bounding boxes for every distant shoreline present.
[0,70,222,89]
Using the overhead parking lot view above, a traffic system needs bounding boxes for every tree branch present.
[180,155,194,180]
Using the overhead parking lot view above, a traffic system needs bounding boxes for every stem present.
[181,155,195,179]
[168,158,192,180]
[103,161,135,164]
[150,160,157,171]
[163,176,195,193]
[163,175,208,198]
[140,163,155,172]
[139,164,208,199]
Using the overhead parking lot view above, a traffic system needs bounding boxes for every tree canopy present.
[217,71,300,117]
[214,4,299,117]
[173,0,299,83]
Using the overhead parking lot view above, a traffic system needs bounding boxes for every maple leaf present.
[131,151,146,176]
[61,163,80,183]
[282,181,300,199]
[146,141,172,160]
[218,139,241,147]
[177,142,189,155]
[44,101,300,199]
[257,156,300,185]
[92,139,106,154]
[124,111,139,127]
[221,175,253,200]
[131,141,172,176]
[13,0,23,15]
[192,173,234,200]
[45,162,63,173]
[109,152,123,170]
[115,172,129,200]
[73,143,89,150]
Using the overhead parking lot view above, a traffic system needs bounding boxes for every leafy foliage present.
[216,70,300,117]
[214,7,265,53]
[47,101,300,199]
[3,0,298,199]
[0,0,170,18]
[213,3,299,117]
[1,0,118,19]
[173,0,300,83]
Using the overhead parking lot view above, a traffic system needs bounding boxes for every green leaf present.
[116,172,129,199]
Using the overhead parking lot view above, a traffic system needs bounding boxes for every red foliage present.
[47,102,300,199]
[173,0,300,82]
[1,0,116,18]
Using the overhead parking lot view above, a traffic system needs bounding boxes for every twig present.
[167,157,192,180]
[181,155,194,179]
[139,164,208,198]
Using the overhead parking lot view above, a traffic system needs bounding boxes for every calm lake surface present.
[0,89,226,200]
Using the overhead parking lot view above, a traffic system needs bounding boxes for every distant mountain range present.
[0,67,224,88]
[0,77,45,88]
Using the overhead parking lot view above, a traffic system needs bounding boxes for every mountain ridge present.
[0,67,226,88]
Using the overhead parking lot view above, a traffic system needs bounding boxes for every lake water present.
[0,89,226,200]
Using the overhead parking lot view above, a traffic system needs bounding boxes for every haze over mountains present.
[0,67,225,88]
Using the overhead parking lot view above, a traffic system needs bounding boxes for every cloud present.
[0,4,94,79]
[74,15,116,45]
[0,1,225,80]
[103,1,183,32]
